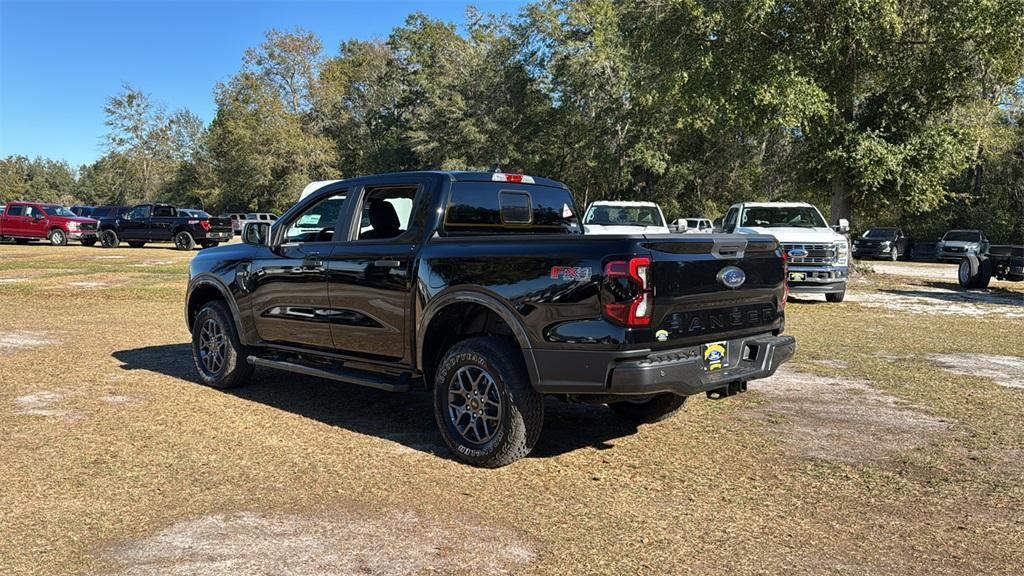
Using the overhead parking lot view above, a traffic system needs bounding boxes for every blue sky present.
[0,0,527,168]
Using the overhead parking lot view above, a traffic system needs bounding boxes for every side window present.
[723,208,738,232]
[7,206,25,217]
[284,192,347,243]
[499,191,532,224]
[357,186,417,241]
[126,206,150,220]
[153,205,175,217]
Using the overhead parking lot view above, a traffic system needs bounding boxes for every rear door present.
[324,176,431,362]
[645,235,784,349]
[247,187,349,350]
[3,205,27,236]
[148,205,178,240]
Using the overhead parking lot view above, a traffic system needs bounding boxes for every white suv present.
[720,202,849,302]
[583,201,670,235]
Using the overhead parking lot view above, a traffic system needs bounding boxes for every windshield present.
[43,206,76,217]
[863,228,897,239]
[943,230,980,242]
[740,206,826,228]
[585,205,665,227]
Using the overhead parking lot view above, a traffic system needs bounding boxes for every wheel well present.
[420,302,522,388]
[187,284,226,331]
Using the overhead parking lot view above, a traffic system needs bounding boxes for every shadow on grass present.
[112,343,639,461]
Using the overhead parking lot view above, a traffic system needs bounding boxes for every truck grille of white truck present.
[782,243,835,264]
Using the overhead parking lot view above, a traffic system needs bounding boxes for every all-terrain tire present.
[826,290,846,303]
[609,393,687,424]
[191,300,253,389]
[433,336,544,468]
[101,229,120,248]
[49,228,67,246]
[128,241,146,248]
[174,230,196,251]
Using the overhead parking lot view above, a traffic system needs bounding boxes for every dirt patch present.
[0,277,26,284]
[846,285,1024,318]
[103,509,535,576]
[13,390,79,418]
[0,330,59,351]
[870,262,955,281]
[91,255,126,260]
[746,368,953,463]
[928,354,1024,390]
[67,281,111,288]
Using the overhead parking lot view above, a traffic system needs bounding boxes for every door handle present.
[373,259,402,268]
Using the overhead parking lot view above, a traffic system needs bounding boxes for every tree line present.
[3,0,1024,242]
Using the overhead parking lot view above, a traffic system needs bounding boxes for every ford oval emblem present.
[717,266,747,289]
[788,248,808,258]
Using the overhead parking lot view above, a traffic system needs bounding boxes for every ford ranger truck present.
[185,171,795,467]
[719,202,849,302]
[0,202,99,246]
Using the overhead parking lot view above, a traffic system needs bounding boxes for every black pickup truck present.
[185,171,795,466]
[98,203,233,250]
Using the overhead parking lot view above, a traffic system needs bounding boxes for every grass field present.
[1,241,1022,575]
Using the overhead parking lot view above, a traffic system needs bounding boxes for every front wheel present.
[174,231,195,251]
[101,230,120,248]
[890,249,898,261]
[433,336,544,468]
[825,290,846,303]
[49,229,67,246]
[609,394,687,424]
[191,300,252,389]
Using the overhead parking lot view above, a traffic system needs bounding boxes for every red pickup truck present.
[0,202,100,246]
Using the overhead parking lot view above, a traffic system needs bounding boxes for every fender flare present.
[186,275,246,339]
[416,288,539,385]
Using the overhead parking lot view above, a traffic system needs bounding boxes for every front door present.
[22,206,48,238]
[247,188,349,351]
[326,180,427,362]
[120,205,151,240]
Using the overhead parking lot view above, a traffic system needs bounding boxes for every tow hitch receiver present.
[706,380,747,400]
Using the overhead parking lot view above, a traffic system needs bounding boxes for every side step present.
[247,356,411,393]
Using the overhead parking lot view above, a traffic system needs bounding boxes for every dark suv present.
[852,227,910,261]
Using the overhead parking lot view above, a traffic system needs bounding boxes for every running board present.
[247,356,411,392]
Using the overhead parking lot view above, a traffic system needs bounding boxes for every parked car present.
[0,201,99,246]
[852,227,910,261]
[222,212,248,235]
[670,218,713,234]
[70,205,94,217]
[582,201,670,234]
[90,205,129,221]
[97,203,233,250]
[178,208,211,219]
[717,202,849,302]
[936,229,988,262]
[185,170,795,467]
[958,243,1024,288]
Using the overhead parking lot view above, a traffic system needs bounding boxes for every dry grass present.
[2,245,1023,575]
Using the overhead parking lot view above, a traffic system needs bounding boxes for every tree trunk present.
[830,173,851,225]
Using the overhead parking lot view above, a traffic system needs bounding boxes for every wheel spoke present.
[447,365,503,446]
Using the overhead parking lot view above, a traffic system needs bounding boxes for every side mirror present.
[243,221,271,247]
[713,217,724,233]
[672,219,688,233]
[834,218,850,234]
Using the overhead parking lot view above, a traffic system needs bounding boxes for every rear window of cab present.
[443,182,581,235]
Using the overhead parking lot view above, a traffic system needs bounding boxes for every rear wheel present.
[49,229,67,246]
[191,300,252,389]
[433,336,544,468]
[101,229,120,248]
[825,290,846,303]
[128,241,146,248]
[609,394,687,424]
[174,231,195,251]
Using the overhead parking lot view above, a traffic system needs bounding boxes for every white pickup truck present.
[718,202,850,302]
[582,201,670,235]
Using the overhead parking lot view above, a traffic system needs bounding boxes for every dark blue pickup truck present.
[184,171,795,466]
[98,203,233,250]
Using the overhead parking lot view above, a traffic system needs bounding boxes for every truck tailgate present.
[645,234,784,348]
[206,217,233,232]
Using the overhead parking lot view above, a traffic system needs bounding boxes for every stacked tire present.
[959,255,992,289]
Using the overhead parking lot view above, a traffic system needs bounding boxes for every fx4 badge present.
[550,266,592,281]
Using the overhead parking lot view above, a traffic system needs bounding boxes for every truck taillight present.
[603,257,652,327]
[199,220,211,231]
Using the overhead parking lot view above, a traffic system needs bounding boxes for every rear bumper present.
[530,333,795,397]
